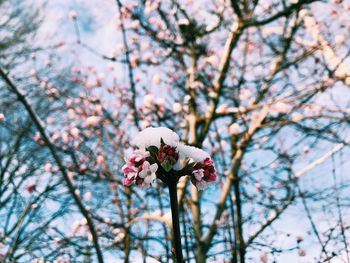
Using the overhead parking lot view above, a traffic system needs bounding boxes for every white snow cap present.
[131,127,180,148]
[177,144,210,162]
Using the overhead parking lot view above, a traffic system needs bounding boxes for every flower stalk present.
[168,178,184,262]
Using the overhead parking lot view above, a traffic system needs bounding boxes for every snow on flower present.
[131,127,180,148]
[177,144,210,162]
[177,144,216,190]
[123,127,216,190]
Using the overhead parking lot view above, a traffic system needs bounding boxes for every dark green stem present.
[168,181,184,262]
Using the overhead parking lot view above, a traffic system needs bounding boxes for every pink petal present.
[123,178,134,186]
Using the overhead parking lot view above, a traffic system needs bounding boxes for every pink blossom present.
[86,116,100,127]
[96,155,105,165]
[40,81,46,88]
[68,10,77,20]
[193,168,204,182]
[255,183,263,192]
[298,249,306,257]
[84,192,92,201]
[29,69,36,77]
[130,149,150,163]
[122,164,137,175]
[123,177,134,186]
[46,117,54,124]
[152,74,162,85]
[143,94,154,108]
[269,101,291,115]
[107,63,114,71]
[0,113,5,122]
[229,123,240,135]
[123,127,216,191]
[68,172,75,181]
[62,132,69,144]
[26,183,37,193]
[71,66,80,73]
[239,89,252,100]
[191,158,217,190]
[156,98,165,112]
[122,149,150,186]
[70,127,80,138]
[216,104,229,114]
[172,103,182,113]
[260,252,268,263]
[138,161,158,187]
[45,162,52,172]
[52,131,60,141]
[130,20,140,29]
[291,112,303,122]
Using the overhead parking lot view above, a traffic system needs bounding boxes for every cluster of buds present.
[122,127,217,190]
[191,157,217,190]
[157,142,179,171]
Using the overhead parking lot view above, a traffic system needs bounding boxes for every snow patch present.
[131,127,180,148]
[178,144,210,162]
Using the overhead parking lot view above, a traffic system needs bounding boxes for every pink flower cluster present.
[191,158,217,190]
[122,127,217,190]
[122,149,158,188]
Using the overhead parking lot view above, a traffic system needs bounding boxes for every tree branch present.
[0,68,104,263]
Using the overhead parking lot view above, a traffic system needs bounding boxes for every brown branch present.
[115,0,140,129]
[198,22,244,143]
